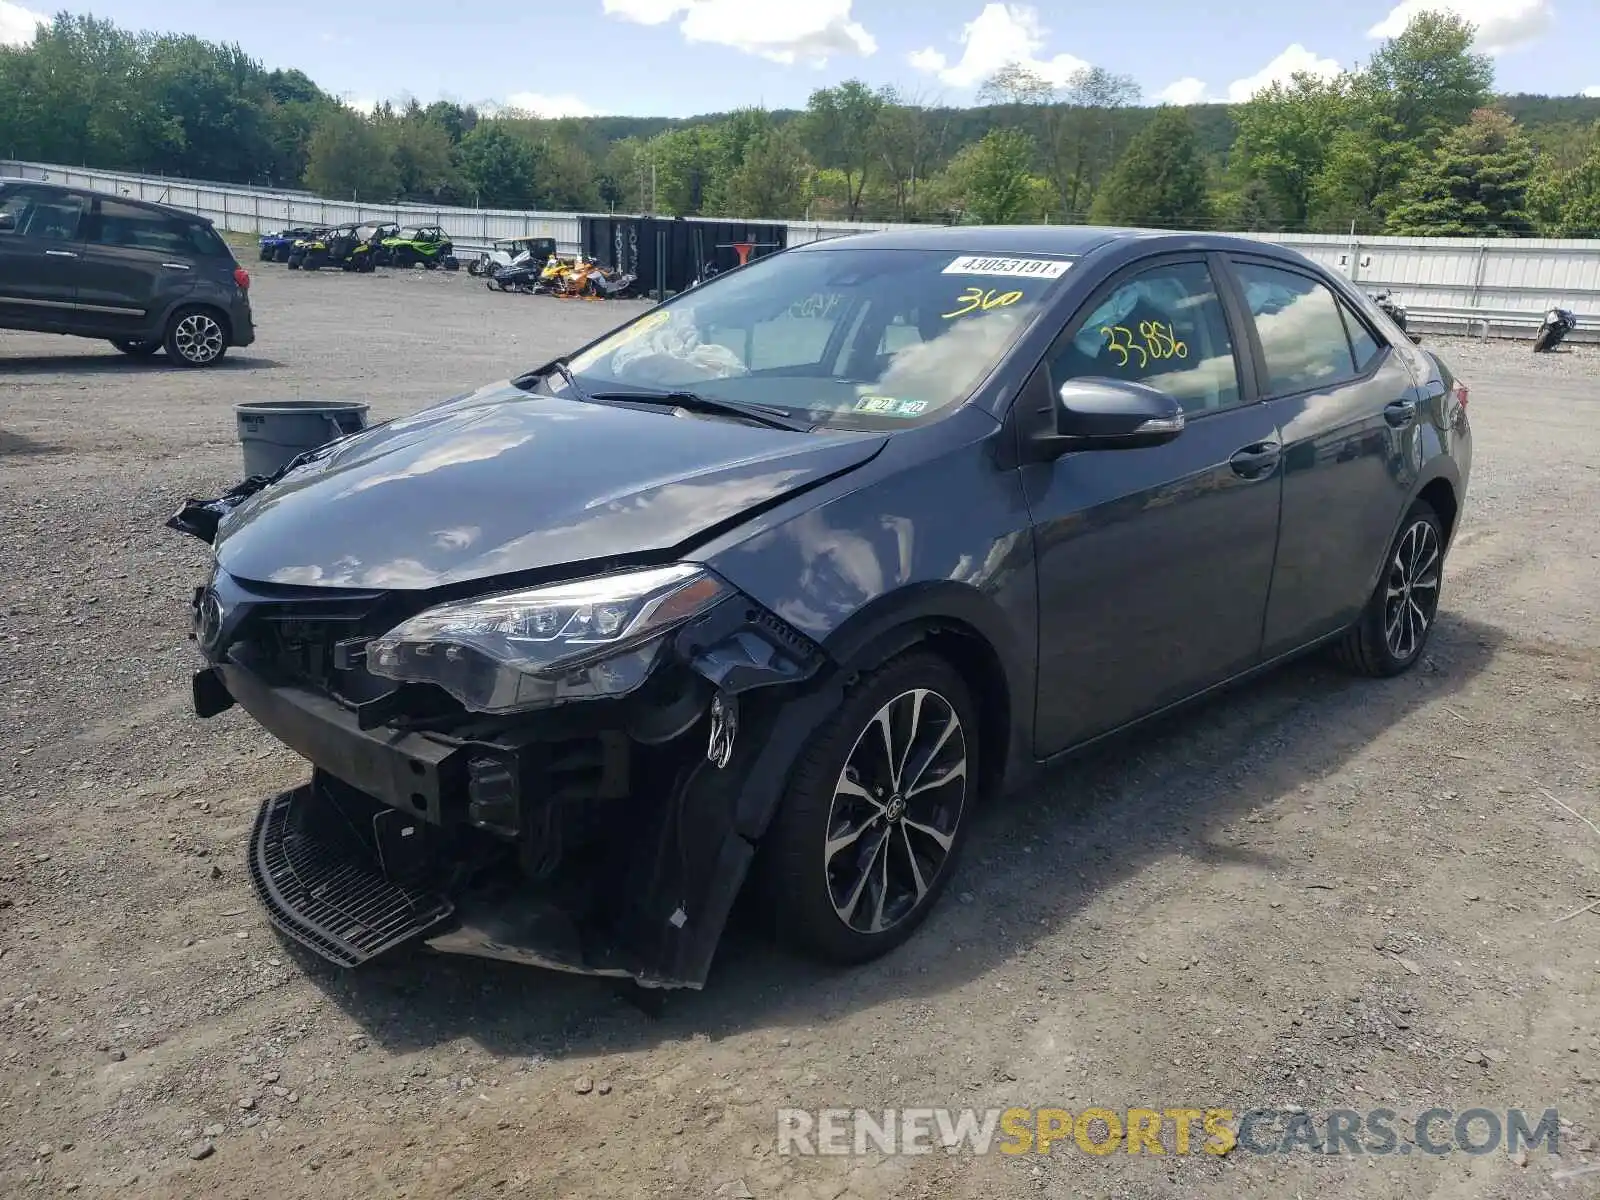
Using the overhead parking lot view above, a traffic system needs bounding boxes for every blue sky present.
[3,0,1596,116]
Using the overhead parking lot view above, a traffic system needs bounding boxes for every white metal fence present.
[6,159,1598,335]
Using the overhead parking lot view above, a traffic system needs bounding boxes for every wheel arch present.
[818,581,1031,805]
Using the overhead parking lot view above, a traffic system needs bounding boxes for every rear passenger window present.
[1235,262,1357,395]
[91,199,192,255]
[1052,260,1242,416]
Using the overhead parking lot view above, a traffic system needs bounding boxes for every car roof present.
[0,176,215,225]
[790,223,1303,264]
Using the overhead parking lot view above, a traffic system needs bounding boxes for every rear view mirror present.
[1043,378,1185,451]
[0,212,15,233]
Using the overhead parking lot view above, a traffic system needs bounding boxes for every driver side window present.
[1050,260,1242,417]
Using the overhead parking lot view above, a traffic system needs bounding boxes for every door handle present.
[44,249,78,258]
[161,262,192,271]
[1229,440,1282,479]
[1384,399,1418,427]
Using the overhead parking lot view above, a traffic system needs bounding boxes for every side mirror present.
[0,212,15,233]
[1037,378,1185,453]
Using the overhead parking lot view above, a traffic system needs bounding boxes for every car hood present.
[213,381,887,590]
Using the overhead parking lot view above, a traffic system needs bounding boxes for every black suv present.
[0,178,255,366]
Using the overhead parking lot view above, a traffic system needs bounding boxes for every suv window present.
[1234,261,1361,395]
[1,187,88,241]
[91,199,199,256]
[1050,260,1242,416]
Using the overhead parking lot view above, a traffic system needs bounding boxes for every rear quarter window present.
[185,221,233,259]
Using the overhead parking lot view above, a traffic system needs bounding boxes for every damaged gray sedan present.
[170,226,1470,987]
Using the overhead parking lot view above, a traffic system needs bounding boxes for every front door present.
[1225,256,1423,656]
[0,185,89,323]
[1023,254,1285,757]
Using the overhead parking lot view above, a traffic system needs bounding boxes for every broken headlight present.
[367,563,730,714]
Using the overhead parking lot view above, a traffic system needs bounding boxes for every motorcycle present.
[1534,307,1577,353]
[1369,290,1408,332]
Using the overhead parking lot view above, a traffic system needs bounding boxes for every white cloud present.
[502,92,600,118]
[0,0,46,46]
[1584,85,1600,98]
[1224,44,1341,102]
[344,95,379,115]
[1150,45,1342,108]
[1368,0,1552,54]
[909,3,1088,91]
[1155,77,1210,106]
[601,0,874,65]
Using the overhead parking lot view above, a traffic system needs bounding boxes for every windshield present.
[395,226,422,239]
[565,247,1073,428]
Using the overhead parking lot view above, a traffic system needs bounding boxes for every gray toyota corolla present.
[171,225,1471,988]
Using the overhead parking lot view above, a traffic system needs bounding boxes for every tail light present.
[233,266,251,291]
[1453,381,1468,410]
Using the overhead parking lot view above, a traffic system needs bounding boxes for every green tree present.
[303,107,397,199]
[722,125,811,218]
[1090,107,1213,228]
[1231,72,1351,229]
[386,115,459,200]
[643,125,721,215]
[1366,10,1493,147]
[799,80,885,220]
[455,122,540,208]
[939,128,1039,224]
[1386,108,1536,236]
[1528,122,1600,235]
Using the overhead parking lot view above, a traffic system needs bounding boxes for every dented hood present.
[214,381,886,590]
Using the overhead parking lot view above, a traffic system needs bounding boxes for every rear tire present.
[110,338,161,358]
[762,651,978,965]
[163,306,229,368]
[1333,500,1445,677]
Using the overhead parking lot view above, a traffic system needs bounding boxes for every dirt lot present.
[2,266,1598,1200]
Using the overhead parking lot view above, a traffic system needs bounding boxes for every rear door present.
[0,184,90,322]
[75,198,205,332]
[1223,255,1423,656]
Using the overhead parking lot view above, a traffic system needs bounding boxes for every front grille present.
[249,785,454,967]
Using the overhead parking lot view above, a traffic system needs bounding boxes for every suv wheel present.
[764,652,977,964]
[1334,499,1445,677]
[164,307,229,368]
[110,338,161,358]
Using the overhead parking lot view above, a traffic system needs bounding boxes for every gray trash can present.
[235,400,370,478]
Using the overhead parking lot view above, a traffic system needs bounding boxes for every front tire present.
[1334,500,1445,677]
[163,307,229,368]
[763,652,978,965]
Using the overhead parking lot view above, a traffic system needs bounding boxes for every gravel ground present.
[2,268,1598,1200]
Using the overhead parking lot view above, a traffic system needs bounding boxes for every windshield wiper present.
[585,388,812,432]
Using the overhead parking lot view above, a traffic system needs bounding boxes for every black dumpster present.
[580,216,787,298]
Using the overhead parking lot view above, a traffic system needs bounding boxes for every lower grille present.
[249,785,454,967]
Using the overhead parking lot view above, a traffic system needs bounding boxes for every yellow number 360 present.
[943,287,1024,319]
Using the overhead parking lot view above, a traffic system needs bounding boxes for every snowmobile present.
[1534,307,1577,353]
[470,237,558,279]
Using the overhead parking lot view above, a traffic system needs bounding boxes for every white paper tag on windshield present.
[942,255,1071,279]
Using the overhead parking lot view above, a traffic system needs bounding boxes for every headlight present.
[367,564,730,715]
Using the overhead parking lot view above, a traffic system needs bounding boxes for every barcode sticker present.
[942,256,1072,279]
